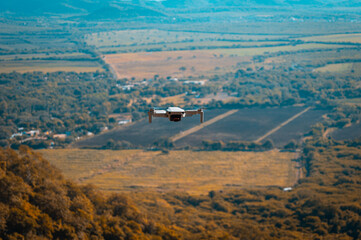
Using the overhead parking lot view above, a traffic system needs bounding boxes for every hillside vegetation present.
[1,138,361,239]
[0,146,179,239]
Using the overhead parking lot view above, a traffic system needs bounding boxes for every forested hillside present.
[0,146,180,239]
[1,137,361,239]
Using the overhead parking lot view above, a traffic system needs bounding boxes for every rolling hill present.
[0,0,359,16]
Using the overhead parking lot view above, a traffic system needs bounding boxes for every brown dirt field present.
[104,50,251,79]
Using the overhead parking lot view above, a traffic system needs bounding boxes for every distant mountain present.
[85,4,166,20]
[0,0,359,16]
[0,0,107,15]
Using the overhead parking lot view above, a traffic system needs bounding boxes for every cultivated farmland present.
[74,108,227,148]
[75,107,327,148]
[175,107,327,147]
[38,149,297,195]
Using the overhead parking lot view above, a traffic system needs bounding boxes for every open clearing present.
[38,149,297,194]
[331,121,361,141]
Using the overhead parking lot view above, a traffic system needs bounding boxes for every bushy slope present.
[1,140,361,239]
[0,146,179,239]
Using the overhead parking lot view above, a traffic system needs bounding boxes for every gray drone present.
[148,107,204,123]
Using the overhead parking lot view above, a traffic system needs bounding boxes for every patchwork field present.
[104,44,352,79]
[75,107,327,149]
[38,149,298,194]
[75,108,227,148]
[176,107,327,147]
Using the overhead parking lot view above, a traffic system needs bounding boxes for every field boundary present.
[255,107,312,143]
[171,109,238,142]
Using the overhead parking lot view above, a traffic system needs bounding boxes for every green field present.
[0,60,104,73]
[85,29,287,48]
[38,149,297,195]
[0,52,88,61]
[98,40,289,54]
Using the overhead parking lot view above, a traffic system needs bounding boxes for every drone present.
[148,107,204,123]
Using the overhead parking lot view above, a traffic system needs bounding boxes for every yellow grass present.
[315,63,353,73]
[299,33,361,43]
[38,149,297,195]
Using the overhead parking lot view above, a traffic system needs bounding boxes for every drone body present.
[148,107,204,123]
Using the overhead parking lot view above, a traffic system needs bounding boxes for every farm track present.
[171,109,239,142]
[255,107,312,143]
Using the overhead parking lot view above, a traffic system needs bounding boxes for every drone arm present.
[148,110,152,123]
[148,109,167,123]
[185,109,204,123]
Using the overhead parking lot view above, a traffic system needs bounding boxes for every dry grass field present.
[299,33,361,43]
[104,49,251,79]
[38,149,297,195]
[315,62,361,75]
[315,63,353,73]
